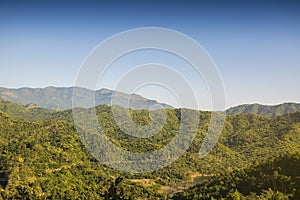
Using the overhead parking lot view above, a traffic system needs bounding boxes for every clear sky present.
[1,0,300,109]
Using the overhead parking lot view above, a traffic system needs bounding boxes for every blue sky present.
[0,0,300,109]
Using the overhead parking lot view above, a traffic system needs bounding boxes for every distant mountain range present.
[1,87,299,116]
[226,102,300,117]
[0,87,172,110]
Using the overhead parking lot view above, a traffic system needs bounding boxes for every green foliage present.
[226,103,300,117]
[173,154,300,199]
[0,100,300,199]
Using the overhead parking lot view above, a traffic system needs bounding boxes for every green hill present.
[226,103,300,117]
[173,153,300,200]
[0,100,299,199]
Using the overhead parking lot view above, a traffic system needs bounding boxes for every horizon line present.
[0,85,299,110]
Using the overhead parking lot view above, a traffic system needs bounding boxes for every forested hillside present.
[0,101,300,199]
[226,103,300,117]
[173,153,300,199]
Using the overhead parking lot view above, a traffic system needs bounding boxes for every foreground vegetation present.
[0,100,300,199]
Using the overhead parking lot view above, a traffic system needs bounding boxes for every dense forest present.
[0,100,300,199]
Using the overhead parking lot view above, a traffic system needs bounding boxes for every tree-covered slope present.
[173,153,300,200]
[0,100,300,199]
[226,103,300,117]
[0,111,116,199]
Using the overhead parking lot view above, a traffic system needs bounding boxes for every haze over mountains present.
[0,87,300,117]
[0,87,172,110]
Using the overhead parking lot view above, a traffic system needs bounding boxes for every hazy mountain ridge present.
[0,86,172,110]
[226,102,300,117]
[1,87,300,117]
